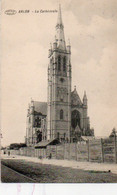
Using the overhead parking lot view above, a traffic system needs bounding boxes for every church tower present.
[47,5,71,141]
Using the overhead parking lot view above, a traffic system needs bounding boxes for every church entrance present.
[71,110,81,129]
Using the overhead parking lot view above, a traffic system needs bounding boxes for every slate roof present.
[81,136,95,141]
[35,139,60,148]
[33,101,47,116]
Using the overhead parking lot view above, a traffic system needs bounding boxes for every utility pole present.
[114,130,117,163]
[0,131,3,183]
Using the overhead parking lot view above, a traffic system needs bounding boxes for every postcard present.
[1,0,117,193]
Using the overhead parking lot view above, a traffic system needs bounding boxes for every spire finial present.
[50,42,52,49]
[57,3,63,26]
[83,91,87,101]
[74,85,76,90]
[31,97,34,104]
[54,35,57,42]
[68,38,70,45]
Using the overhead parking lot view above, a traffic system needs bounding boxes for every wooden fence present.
[9,137,117,164]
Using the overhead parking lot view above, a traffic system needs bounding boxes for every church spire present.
[83,91,87,106]
[83,91,87,100]
[55,4,66,51]
[57,4,63,26]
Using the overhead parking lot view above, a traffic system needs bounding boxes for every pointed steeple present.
[55,4,66,51]
[83,91,87,100]
[74,85,76,92]
[30,98,34,114]
[56,4,63,27]
[48,43,52,57]
[83,91,87,106]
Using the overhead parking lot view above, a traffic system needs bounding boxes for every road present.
[1,164,36,183]
[1,156,117,183]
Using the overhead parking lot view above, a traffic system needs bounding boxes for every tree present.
[109,128,117,137]
[9,143,26,150]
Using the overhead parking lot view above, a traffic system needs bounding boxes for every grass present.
[1,159,117,183]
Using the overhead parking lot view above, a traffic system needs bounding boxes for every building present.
[26,101,47,146]
[26,5,94,146]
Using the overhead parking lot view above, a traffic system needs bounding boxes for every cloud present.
[63,0,117,25]
[68,15,117,64]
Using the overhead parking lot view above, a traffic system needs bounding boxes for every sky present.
[1,0,117,146]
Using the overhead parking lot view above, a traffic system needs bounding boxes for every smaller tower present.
[67,39,71,54]
[48,43,52,58]
[26,99,35,146]
[83,91,87,107]
[30,99,34,114]
[82,91,93,135]
[83,91,88,131]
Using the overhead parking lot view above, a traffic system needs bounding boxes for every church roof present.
[35,139,60,148]
[81,136,95,141]
[33,101,47,116]
[71,87,82,106]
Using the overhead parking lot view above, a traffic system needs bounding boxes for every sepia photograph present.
[1,0,117,187]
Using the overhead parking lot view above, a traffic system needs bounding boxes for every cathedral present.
[26,5,94,146]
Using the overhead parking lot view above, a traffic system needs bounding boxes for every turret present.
[48,43,52,58]
[53,36,57,50]
[67,39,71,53]
[30,98,34,114]
[83,91,87,107]
[74,85,76,92]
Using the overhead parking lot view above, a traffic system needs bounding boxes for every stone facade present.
[26,5,94,146]
[26,100,47,146]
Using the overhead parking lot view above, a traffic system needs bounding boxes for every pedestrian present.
[49,153,52,159]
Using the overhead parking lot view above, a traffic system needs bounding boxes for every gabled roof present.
[81,136,95,141]
[35,139,60,148]
[75,124,81,133]
[33,101,47,116]
[71,87,82,106]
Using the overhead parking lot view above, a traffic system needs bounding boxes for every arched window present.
[34,116,41,128]
[60,109,63,119]
[71,110,81,129]
[63,56,66,71]
[58,56,61,71]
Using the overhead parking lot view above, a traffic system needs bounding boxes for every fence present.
[9,137,117,164]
